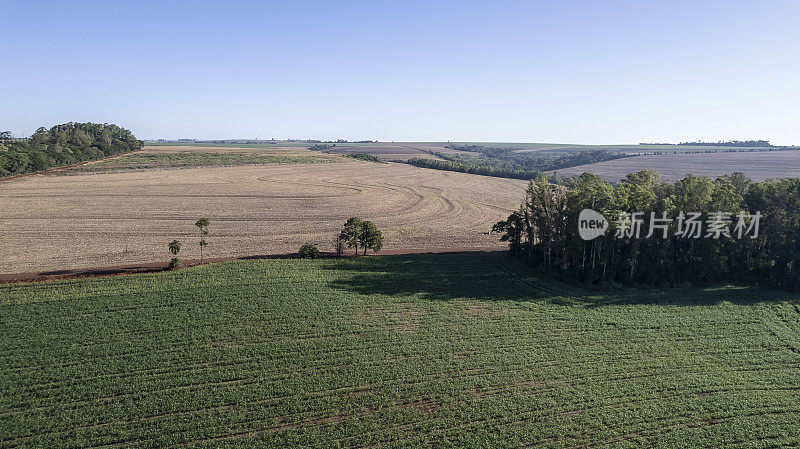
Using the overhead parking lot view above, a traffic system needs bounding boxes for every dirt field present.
[0,155,526,274]
[552,150,800,181]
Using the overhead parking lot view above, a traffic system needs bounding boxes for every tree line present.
[493,170,800,290]
[0,122,142,177]
[678,140,772,147]
[407,147,628,180]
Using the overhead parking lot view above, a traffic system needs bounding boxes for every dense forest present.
[407,146,628,180]
[493,170,800,290]
[0,123,142,177]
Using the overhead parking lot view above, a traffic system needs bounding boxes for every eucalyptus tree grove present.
[494,171,800,290]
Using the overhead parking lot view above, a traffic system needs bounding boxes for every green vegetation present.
[338,217,384,255]
[68,151,335,172]
[307,143,384,163]
[494,170,800,290]
[298,243,320,259]
[407,146,628,179]
[168,240,182,268]
[2,253,800,447]
[344,152,382,163]
[146,141,318,149]
[307,143,337,152]
[0,123,142,177]
[195,218,210,263]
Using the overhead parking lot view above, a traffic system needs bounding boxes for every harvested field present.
[2,253,800,447]
[552,150,800,181]
[0,156,525,274]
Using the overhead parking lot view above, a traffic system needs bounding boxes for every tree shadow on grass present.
[324,251,800,307]
[325,251,556,302]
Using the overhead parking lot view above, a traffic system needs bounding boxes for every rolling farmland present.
[0,146,525,274]
[2,252,800,447]
[551,150,800,181]
[148,142,461,161]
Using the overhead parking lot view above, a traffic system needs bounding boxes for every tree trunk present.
[582,243,586,271]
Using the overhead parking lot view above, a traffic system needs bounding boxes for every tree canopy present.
[407,147,628,180]
[494,171,800,290]
[0,122,142,177]
[338,217,384,255]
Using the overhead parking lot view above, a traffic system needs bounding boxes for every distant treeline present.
[307,144,337,151]
[406,146,629,180]
[678,140,772,147]
[0,123,142,177]
[639,140,774,147]
[306,144,383,163]
[343,153,381,162]
[494,170,800,290]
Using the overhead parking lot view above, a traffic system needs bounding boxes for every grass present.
[69,151,338,172]
[2,252,800,447]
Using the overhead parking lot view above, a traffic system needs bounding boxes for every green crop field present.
[66,151,338,173]
[2,252,800,447]
[145,142,315,149]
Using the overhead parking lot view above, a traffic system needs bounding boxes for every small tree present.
[195,218,210,262]
[358,220,383,255]
[335,236,346,256]
[299,243,320,259]
[338,217,363,255]
[168,239,181,268]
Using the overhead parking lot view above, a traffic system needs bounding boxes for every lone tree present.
[358,220,383,255]
[195,218,210,262]
[338,217,363,255]
[168,239,181,268]
[337,217,384,255]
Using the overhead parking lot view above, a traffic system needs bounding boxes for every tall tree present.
[338,217,363,255]
[195,218,210,262]
[358,220,383,255]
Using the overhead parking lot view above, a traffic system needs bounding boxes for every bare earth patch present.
[0,159,525,273]
[551,150,800,181]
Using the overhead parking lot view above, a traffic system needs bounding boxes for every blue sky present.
[2,0,799,144]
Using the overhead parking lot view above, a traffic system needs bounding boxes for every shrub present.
[168,257,181,268]
[346,153,381,162]
[299,243,320,259]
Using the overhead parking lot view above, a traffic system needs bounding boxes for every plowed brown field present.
[0,154,525,274]
[552,150,800,181]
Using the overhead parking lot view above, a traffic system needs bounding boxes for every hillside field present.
[551,150,800,181]
[0,146,525,274]
[2,252,800,447]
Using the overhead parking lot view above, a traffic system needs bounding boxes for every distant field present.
[2,252,800,447]
[0,147,525,274]
[67,148,338,173]
[147,142,457,161]
[144,141,798,160]
[552,150,800,181]
[66,147,339,173]
[146,142,313,149]
[444,142,796,154]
